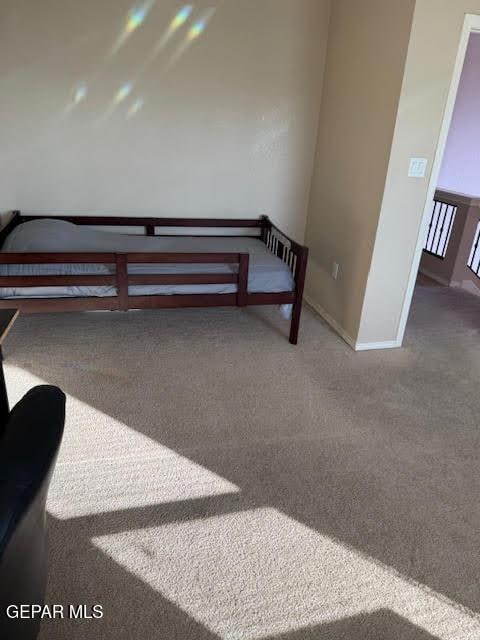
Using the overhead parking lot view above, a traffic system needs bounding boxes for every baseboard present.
[304,296,356,350]
[354,339,402,352]
[455,280,480,297]
[305,296,403,352]
[418,268,450,287]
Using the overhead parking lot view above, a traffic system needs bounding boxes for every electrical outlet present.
[332,262,339,280]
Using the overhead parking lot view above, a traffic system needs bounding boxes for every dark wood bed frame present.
[0,212,308,344]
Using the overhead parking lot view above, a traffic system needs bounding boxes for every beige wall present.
[0,0,331,240]
[0,6,16,217]
[304,0,416,342]
[5,0,477,348]
[358,1,480,345]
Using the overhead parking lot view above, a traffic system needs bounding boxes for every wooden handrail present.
[434,189,480,208]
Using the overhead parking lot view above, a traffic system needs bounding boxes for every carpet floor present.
[4,278,480,640]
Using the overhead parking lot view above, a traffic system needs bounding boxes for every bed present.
[0,212,308,344]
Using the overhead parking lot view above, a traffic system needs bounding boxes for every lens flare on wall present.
[73,84,88,104]
[149,4,193,60]
[171,5,193,29]
[167,7,215,68]
[101,82,135,120]
[187,17,206,40]
[73,84,88,105]
[127,97,145,118]
[126,6,148,33]
[114,82,133,104]
[110,1,154,57]
[65,83,88,112]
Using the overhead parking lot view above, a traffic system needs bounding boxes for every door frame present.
[396,13,480,346]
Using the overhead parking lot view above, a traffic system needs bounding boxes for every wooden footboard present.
[261,216,309,344]
[0,212,308,344]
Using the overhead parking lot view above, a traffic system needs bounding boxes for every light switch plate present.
[408,157,428,178]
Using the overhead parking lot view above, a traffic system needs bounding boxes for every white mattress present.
[0,219,295,299]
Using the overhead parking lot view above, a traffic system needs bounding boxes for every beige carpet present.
[4,279,480,640]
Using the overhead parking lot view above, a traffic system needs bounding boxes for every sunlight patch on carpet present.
[5,365,239,519]
[93,507,480,640]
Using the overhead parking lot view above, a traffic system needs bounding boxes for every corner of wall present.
[304,0,417,350]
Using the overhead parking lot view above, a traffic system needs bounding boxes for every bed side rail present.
[0,251,250,309]
[17,214,263,237]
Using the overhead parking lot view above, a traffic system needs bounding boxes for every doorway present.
[397,14,480,344]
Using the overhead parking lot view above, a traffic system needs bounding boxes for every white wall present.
[0,0,331,240]
[437,33,480,197]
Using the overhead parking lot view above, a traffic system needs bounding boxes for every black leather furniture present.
[0,385,66,640]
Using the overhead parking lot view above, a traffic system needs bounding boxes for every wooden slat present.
[127,294,237,309]
[0,297,119,312]
[0,294,247,312]
[260,215,270,244]
[115,254,128,310]
[0,275,115,286]
[0,253,115,264]
[128,273,236,285]
[269,221,303,254]
[130,234,262,239]
[289,246,309,345]
[0,292,296,313]
[0,274,236,287]
[246,292,295,305]
[126,252,241,264]
[0,252,243,265]
[21,215,263,228]
[237,254,249,306]
[288,251,294,271]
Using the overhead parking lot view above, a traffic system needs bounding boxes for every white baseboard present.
[305,296,402,352]
[354,339,402,352]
